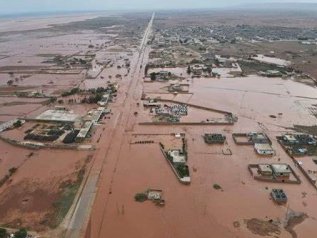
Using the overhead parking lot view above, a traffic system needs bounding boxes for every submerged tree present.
[14,228,27,238]
[150,72,156,81]
[187,65,191,74]
[0,228,7,238]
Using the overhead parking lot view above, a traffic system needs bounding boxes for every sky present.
[0,0,316,15]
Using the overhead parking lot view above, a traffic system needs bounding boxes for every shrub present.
[187,65,191,74]
[175,164,189,178]
[9,167,17,175]
[13,120,22,128]
[0,228,7,238]
[14,228,27,238]
[7,79,14,86]
[213,184,222,190]
[49,97,57,103]
[150,72,156,81]
[61,87,79,97]
[134,193,147,202]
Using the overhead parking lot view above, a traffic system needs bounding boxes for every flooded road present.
[65,12,155,238]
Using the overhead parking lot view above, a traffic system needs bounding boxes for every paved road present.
[63,12,155,238]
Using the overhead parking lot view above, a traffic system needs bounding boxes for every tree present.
[7,79,14,86]
[0,228,7,238]
[14,228,27,238]
[13,120,22,128]
[150,72,156,81]
[144,64,149,76]
[48,97,57,104]
[187,65,191,74]
[207,67,212,75]
[9,167,17,175]
[134,193,147,202]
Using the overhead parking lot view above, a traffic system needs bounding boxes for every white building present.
[167,150,186,164]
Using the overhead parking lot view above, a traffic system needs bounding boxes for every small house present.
[271,189,287,204]
[271,164,291,178]
[258,164,273,176]
[167,149,186,165]
[204,133,226,144]
[250,133,270,144]
[254,143,275,155]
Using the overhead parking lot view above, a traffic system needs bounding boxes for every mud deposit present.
[245,218,281,236]
[284,211,308,238]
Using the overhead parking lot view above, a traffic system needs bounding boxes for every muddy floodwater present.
[1,10,317,238]
[88,74,317,238]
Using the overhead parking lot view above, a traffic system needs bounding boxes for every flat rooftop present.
[258,164,273,173]
[271,164,291,174]
[77,121,93,139]
[36,109,79,123]
[254,143,274,151]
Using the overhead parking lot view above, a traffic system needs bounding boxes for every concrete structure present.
[271,189,287,204]
[249,163,301,184]
[204,133,226,144]
[156,71,170,80]
[167,150,186,164]
[258,164,273,176]
[271,164,292,177]
[254,143,275,155]
[143,99,161,107]
[233,133,274,156]
[180,176,191,184]
[168,83,182,92]
[250,132,271,144]
[35,109,79,123]
[146,189,165,206]
[75,121,93,142]
[232,132,271,145]
[259,70,283,77]
[155,107,171,116]
[190,64,206,76]
[97,93,110,106]
[85,108,105,123]
[282,134,298,144]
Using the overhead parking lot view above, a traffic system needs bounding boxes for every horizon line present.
[1,3,317,18]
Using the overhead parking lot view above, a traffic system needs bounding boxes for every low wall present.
[139,121,234,126]
[278,139,317,191]
[159,144,190,185]
[232,133,253,145]
[157,98,231,115]
[0,136,40,150]
[248,164,301,184]
[0,135,94,151]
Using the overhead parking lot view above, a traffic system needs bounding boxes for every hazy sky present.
[0,0,316,14]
